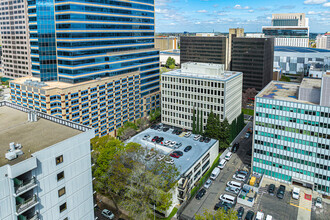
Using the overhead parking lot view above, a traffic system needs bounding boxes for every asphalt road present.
[180,132,253,219]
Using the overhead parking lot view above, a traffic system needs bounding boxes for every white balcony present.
[16,194,39,216]
[14,177,37,197]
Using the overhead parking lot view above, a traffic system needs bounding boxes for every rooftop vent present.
[28,111,38,122]
[5,142,23,161]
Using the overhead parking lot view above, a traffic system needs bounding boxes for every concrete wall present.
[320,75,330,107]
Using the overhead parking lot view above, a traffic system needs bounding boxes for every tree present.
[196,109,200,134]
[149,107,161,124]
[117,121,138,140]
[92,137,180,219]
[195,208,238,220]
[200,110,203,134]
[192,108,196,134]
[230,118,237,142]
[219,118,230,149]
[169,64,175,69]
[136,118,149,131]
[242,88,258,108]
[165,57,175,68]
[204,111,219,139]
[280,75,291,82]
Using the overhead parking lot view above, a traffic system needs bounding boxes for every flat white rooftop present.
[127,128,217,175]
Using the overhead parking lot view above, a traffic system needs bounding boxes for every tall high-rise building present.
[231,37,274,91]
[180,36,227,68]
[10,0,160,137]
[0,0,31,78]
[252,75,330,195]
[227,28,244,69]
[0,101,95,220]
[262,13,309,47]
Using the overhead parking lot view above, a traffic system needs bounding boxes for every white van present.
[226,181,242,189]
[224,152,232,161]
[210,167,221,180]
[219,194,236,205]
[218,159,227,169]
[292,187,300,200]
[266,215,273,220]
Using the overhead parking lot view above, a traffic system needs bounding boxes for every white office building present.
[161,62,242,131]
[316,33,330,50]
[262,13,309,47]
[252,74,330,195]
[0,101,95,220]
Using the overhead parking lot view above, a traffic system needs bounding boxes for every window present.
[56,155,63,165]
[59,202,67,213]
[58,187,66,197]
[57,171,65,181]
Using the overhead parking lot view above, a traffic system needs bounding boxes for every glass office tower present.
[10,0,160,136]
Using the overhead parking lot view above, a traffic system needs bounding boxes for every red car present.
[170,153,180,158]
[152,136,159,142]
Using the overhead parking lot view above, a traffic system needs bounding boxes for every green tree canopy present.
[149,107,161,124]
[204,111,219,139]
[219,118,230,148]
[165,57,175,68]
[195,208,238,220]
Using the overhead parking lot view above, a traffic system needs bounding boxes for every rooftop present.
[257,78,322,104]
[163,62,242,81]
[0,102,86,167]
[275,46,330,53]
[126,128,218,175]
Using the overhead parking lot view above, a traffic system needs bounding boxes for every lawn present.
[242,108,254,116]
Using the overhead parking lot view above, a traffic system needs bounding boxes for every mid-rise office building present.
[231,37,274,91]
[227,28,244,69]
[252,75,330,195]
[0,0,31,79]
[274,46,330,75]
[0,101,95,220]
[155,37,178,51]
[180,36,227,68]
[316,33,330,50]
[10,0,160,137]
[161,62,242,130]
[262,13,309,47]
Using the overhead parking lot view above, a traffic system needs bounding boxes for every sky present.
[155,0,330,33]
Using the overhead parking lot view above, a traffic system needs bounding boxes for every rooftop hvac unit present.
[5,143,24,161]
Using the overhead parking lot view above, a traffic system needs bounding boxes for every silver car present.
[225,186,240,195]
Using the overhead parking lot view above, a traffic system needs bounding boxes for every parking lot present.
[180,126,253,219]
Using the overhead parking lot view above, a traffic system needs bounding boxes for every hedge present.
[157,207,178,220]
[190,153,222,198]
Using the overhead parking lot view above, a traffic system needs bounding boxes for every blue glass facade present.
[272,19,299,27]
[263,28,308,38]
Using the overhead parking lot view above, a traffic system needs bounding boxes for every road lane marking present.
[289,203,311,212]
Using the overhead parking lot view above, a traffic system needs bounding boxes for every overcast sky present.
[155,0,330,33]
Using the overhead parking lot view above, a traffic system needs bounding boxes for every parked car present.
[184,145,192,152]
[315,197,323,208]
[196,188,206,200]
[157,154,165,161]
[232,173,246,182]
[256,211,264,220]
[210,167,221,180]
[142,134,150,140]
[102,209,115,219]
[268,184,275,195]
[193,135,201,141]
[169,141,176,147]
[219,194,236,205]
[164,140,171,146]
[225,186,240,195]
[266,215,273,220]
[184,132,191,137]
[204,137,211,143]
[170,153,180,158]
[244,133,250,139]
[164,157,174,164]
[199,136,205,142]
[277,185,286,199]
[163,127,169,132]
[224,152,232,161]
[231,142,239,153]
[292,187,300,200]
[218,159,227,169]
[204,179,212,189]
[244,210,254,220]
[175,142,182,148]
[156,137,164,143]
[235,169,248,176]
[173,151,183,156]
[152,136,159,142]
[172,129,177,134]
[175,130,182,135]
[150,124,157,129]
[214,201,233,211]
[237,206,244,219]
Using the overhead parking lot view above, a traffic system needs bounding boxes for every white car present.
[232,174,246,182]
[185,132,192,137]
[315,197,323,208]
[204,179,212,189]
[102,209,115,219]
[218,159,227,169]
[256,211,264,220]
[169,141,176,147]
[193,135,201,141]
[244,133,250,139]
[157,154,165,161]
[164,140,171,146]
[266,215,273,220]
[224,152,232,161]
[292,187,300,200]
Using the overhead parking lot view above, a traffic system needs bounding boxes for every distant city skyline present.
[155,0,330,33]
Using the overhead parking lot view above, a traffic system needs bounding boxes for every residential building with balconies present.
[0,101,95,220]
